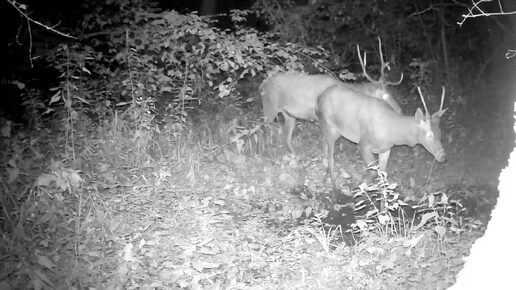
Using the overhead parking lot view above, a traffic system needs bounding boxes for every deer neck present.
[389,116,420,147]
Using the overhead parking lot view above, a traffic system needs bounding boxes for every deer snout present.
[434,149,446,163]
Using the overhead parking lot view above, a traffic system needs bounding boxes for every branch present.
[6,0,76,39]
[458,0,516,27]
[407,4,437,18]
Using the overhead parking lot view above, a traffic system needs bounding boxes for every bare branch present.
[458,0,516,27]
[5,0,76,67]
[407,4,436,18]
[6,0,76,39]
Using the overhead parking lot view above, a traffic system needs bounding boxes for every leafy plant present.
[38,2,330,146]
[352,171,412,237]
[412,190,465,239]
[408,58,435,92]
[351,168,467,241]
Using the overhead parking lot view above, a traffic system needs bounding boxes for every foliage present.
[72,1,327,118]
[252,0,495,88]
[5,0,332,171]
[349,171,486,255]
[352,173,413,237]
[0,121,84,289]
[80,0,160,31]
[0,0,508,288]
[412,191,466,239]
[19,1,329,164]
[0,118,486,289]
[253,0,309,44]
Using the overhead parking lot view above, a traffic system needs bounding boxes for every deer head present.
[356,37,404,101]
[415,86,448,162]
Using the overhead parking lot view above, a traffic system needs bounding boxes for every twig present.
[6,0,76,66]
[408,4,436,18]
[457,0,516,26]
[6,0,76,39]
[297,51,335,77]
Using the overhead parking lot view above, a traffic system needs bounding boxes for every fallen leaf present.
[37,254,55,270]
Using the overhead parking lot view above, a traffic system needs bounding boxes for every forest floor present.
[2,61,515,289]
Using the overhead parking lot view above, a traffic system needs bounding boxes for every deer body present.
[260,72,401,153]
[261,72,340,122]
[352,82,402,113]
[261,38,403,153]
[260,72,340,153]
[316,84,447,191]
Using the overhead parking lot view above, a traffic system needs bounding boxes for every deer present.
[260,38,403,153]
[316,85,448,195]
[354,37,404,110]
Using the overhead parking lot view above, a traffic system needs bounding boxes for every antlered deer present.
[260,38,403,153]
[354,37,404,109]
[316,85,447,193]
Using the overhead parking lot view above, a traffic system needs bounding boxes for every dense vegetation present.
[0,0,514,288]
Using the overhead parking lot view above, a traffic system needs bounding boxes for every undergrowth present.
[0,92,484,289]
[0,2,496,289]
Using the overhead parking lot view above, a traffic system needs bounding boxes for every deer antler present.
[417,86,430,116]
[357,37,403,86]
[356,44,377,84]
[440,86,446,112]
[377,37,388,83]
[377,37,404,85]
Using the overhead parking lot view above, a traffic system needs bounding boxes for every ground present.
[64,63,512,289]
[2,60,515,290]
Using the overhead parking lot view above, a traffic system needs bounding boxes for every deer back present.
[260,72,340,122]
[317,84,444,155]
[351,82,402,114]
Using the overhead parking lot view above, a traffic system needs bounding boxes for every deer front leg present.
[378,150,391,176]
[359,144,377,184]
[319,123,341,199]
[283,114,297,153]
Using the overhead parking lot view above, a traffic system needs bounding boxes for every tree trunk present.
[439,1,450,79]
[200,0,217,16]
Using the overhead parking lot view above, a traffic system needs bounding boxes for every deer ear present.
[415,108,425,122]
[433,107,449,118]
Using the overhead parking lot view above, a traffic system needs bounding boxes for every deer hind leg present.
[262,98,276,125]
[283,113,297,153]
[260,97,278,153]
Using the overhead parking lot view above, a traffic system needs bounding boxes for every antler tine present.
[417,86,430,116]
[377,37,386,68]
[387,72,404,85]
[377,37,404,86]
[356,44,364,68]
[377,37,388,82]
[440,86,446,112]
[356,44,377,83]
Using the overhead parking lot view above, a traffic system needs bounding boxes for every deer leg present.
[376,149,392,212]
[320,125,340,198]
[378,150,391,175]
[359,145,377,184]
[261,103,278,153]
[326,136,336,194]
[283,114,296,153]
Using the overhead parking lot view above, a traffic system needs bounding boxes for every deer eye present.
[382,93,390,100]
[426,131,434,139]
